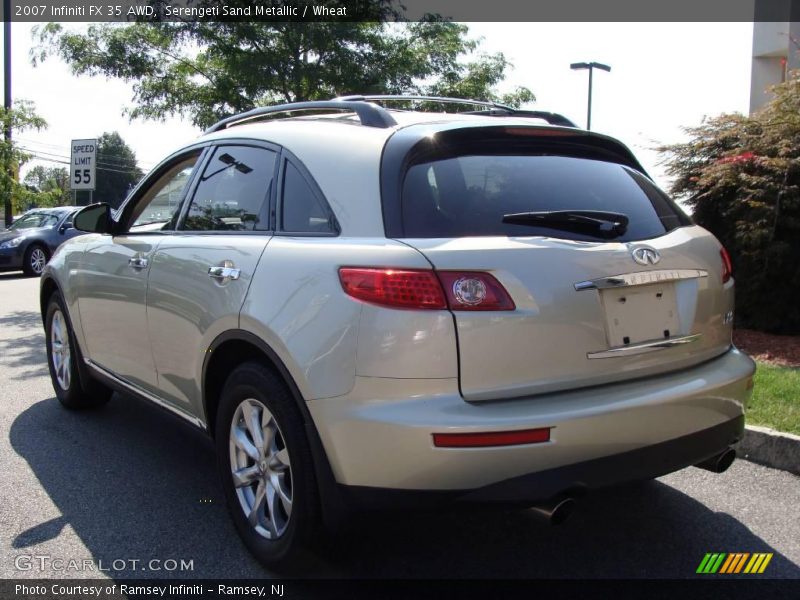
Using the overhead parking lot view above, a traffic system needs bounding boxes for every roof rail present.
[335,94,516,112]
[204,100,398,134]
[336,94,577,128]
[492,109,577,128]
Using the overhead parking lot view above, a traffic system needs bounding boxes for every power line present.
[16,137,157,170]
[22,151,146,177]
[19,147,148,175]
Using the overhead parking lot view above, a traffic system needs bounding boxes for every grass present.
[748,363,800,436]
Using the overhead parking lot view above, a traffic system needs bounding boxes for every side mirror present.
[73,203,113,234]
[58,223,72,234]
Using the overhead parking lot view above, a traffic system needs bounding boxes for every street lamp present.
[570,61,611,131]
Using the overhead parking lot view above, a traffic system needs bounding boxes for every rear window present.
[401,154,688,241]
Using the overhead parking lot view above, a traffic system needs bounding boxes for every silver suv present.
[40,96,755,566]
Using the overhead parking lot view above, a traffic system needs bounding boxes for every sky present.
[4,22,754,192]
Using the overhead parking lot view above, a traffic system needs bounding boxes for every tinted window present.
[131,157,198,230]
[280,161,336,234]
[402,154,687,241]
[183,146,276,231]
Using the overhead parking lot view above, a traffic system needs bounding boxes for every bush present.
[659,74,800,334]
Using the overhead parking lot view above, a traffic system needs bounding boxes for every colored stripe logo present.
[697,553,773,574]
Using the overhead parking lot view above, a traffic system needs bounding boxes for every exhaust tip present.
[530,497,575,525]
[695,447,737,473]
[716,448,736,473]
[549,498,575,526]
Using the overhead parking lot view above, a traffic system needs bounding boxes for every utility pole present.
[570,62,611,131]
[3,0,11,227]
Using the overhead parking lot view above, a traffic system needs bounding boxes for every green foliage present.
[0,101,48,222]
[95,132,144,208]
[32,18,535,129]
[749,363,800,435]
[22,165,71,208]
[658,73,800,334]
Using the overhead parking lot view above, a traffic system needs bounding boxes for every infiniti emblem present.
[631,246,661,266]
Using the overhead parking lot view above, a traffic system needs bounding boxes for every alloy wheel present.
[50,309,71,391]
[229,398,293,539]
[30,248,46,274]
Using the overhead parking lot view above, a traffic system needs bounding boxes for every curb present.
[738,424,800,476]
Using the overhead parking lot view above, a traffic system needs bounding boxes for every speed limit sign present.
[70,139,97,191]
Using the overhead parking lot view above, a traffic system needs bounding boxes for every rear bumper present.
[339,416,744,508]
[308,347,755,497]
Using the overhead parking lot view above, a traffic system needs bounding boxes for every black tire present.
[23,244,48,277]
[45,292,112,409]
[216,361,321,569]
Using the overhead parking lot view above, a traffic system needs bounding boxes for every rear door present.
[385,126,733,401]
[145,143,277,415]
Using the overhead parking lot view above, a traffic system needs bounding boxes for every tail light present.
[437,271,516,311]
[338,268,446,309]
[339,268,515,311]
[720,247,733,284]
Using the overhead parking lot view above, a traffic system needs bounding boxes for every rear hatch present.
[381,123,733,401]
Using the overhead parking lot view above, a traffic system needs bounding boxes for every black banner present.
[2,579,799,600]
[2,0,800,23]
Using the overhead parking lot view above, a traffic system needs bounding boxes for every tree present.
[93,132,144,209]
[658,72,800,333]
[23,165,71,204]
[32,18,535,130]
[1,100,47,225]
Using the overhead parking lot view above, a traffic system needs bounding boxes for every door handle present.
[208,264,240,282]
[129,256,149,269]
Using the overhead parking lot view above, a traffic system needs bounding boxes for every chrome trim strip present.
[575,269,708,291]
[84,359,207,430]
[587,333,703,359]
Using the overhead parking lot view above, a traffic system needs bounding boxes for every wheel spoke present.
[232,464,260,488]
[272,473,292,518]
[242,401,265,457]
[271,447,290,471]
[247,480,266,527]
[265,482,280,537]
[233,426,260,461]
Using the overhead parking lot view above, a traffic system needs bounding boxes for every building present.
[750,7,800,113]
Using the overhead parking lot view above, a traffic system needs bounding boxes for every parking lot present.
[0,271,798,580]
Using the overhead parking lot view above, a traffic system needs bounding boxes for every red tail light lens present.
[339,268,515,311]
[339,268,447,309]
[720,247,733,283]
[437,271,516,311]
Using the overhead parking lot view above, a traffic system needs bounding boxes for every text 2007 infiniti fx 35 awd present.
[40,96,755,566]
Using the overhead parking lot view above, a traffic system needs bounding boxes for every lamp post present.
[570,62,611,131]
[3,0,12,227]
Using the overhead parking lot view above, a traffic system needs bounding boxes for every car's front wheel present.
[23,244,48,276]
[216,362,320,568]
[45,293,112,409]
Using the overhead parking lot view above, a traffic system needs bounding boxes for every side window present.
[280,160,337,234]
[129,154,200,231]
[183,146,276,231]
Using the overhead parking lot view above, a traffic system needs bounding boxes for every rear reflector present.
[433,428,551,448]
[339,268,447,309]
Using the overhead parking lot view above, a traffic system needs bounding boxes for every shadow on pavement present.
[10,394,800,579]
[0,311,49,380]
[0,271,31,280]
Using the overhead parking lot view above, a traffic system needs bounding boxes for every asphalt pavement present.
[0,271,798,580]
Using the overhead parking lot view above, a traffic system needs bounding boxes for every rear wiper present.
[502,210,629,239]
